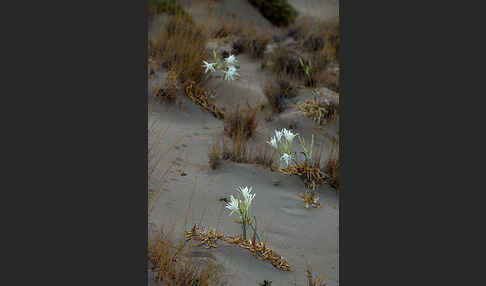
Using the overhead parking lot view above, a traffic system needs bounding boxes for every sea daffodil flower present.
[202,61,216,73]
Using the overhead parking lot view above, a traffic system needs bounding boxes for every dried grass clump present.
[148,227,222,286]
[238,25,272,58]
[321,18,340,62]
[208,140,221,170]
[148,0,194,24]
[268,46,304,78]
[280,160,327,191]
[297,90,338,127]
[149,12,209,86]
[211,16,242,38]
[324,139,339,190]
[306,265,327,286]
[223,104,259,139]
[155,69,181,105]
[214,136,277,170]
[186,225,292,271]
[263,78,297,113]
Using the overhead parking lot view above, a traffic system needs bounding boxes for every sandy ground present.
[287,0,339,21]
[148,1,339,285]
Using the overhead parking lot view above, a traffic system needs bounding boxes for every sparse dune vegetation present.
[148,1,339,285]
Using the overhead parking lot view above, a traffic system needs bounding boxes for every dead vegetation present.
[263,77,297,113]
[306,265,328,286]
[297,89,339,127]
[223,104,260,139]
[210,15,273,59]
[280,160,327,191]
[185,224,292,271]
[263,16,340,91]
[324,138,339,191]
[148,226,223,286]
[209,134,277,171]
[185,80,225,119]
[149,10,209,86]
[208,140,221,170]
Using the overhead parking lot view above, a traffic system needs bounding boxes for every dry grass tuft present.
[263,77,297,113]
[297,89,338,127]
[265,16,339,90]
[148,227,223,285]
[237,25,272,58]
[280,160,327,191]
[149,11,209,86]
[324,139,339,191]
[306,265,327,286]
[208,140,221,170]
[148,0,193,22]
[214,135,277,170]
[223,104,259,139]
[155,69,181,105]
[268,46,305,78]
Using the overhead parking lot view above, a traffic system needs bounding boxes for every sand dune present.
[148,1,339,285]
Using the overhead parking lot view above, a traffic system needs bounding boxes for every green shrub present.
[248,0,298,27]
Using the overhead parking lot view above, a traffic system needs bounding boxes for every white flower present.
[224,65,239,81]
[274,130,283,142]
[202,61,216,73]
[280,153,293,167]
[238,186,255,207]
[282,129,298,142]
[225,54,237,65]
[267,136,278,149]
[225,195,240,216]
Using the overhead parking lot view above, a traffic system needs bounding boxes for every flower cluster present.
[267,128,298,167]
[225,186,256,240]
[202,50,240,81]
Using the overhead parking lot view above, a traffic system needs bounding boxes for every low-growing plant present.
[267,128,333,192]
[247,0,298,27]
[297,89,338,127]
[185,224,292,271]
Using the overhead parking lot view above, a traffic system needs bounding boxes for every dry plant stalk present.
[185,225,292,271]
[185,80,225,119]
